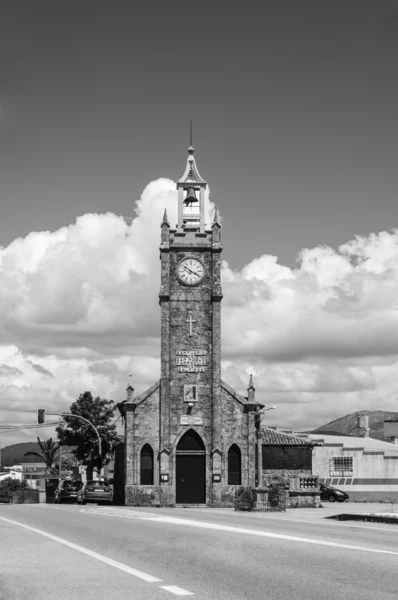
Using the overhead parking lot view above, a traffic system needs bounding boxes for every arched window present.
[228,444,241,485]
[140,444,154,485]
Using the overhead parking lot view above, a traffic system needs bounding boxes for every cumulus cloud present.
[1,177,398,444]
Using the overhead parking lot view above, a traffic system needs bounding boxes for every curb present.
[327,513,398,524]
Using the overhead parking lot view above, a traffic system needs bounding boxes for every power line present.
[0,422,60,432]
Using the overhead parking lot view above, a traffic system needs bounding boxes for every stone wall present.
[288,491,321,508]
[263,445,312,470]
[263,468,312,486]
[125,485,174,507]
[125,385,160,489]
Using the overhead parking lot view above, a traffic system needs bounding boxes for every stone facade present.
[118,147,261,506]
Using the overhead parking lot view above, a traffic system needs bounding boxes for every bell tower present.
[159,142,223,504]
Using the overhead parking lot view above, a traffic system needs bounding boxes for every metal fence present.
[235,486,287,512]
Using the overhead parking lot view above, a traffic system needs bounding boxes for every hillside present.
[313,411,398,441]
[0,441,74,467]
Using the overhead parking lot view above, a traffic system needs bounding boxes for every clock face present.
[177,258,205,286]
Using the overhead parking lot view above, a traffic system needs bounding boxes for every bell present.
[184,187,198,206]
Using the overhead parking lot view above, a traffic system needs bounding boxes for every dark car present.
[320,483,349,503]
[54,479,83,504]
[77,479,113,505]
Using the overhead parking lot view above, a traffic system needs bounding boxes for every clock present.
[177,257,205,286]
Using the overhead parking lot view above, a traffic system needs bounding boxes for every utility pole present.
[256,406,276,488]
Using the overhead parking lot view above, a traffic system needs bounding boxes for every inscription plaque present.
[180,416,203,425]
[176,349,207,373]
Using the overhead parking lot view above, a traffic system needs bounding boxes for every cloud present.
[1,178,398,444]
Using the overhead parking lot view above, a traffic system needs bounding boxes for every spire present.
[247,374,255,402]
[161,208,170,227]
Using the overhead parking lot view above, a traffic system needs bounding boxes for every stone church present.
[117,144,265,506]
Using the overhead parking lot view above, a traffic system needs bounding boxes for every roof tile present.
[261,428,313,446]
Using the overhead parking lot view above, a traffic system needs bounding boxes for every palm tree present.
[24,437,60,474]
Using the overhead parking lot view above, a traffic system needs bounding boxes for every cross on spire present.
[186,311,196,336]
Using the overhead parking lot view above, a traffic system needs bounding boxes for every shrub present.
[0,477,30,496]
[235,486,256,511]
[269,485,280,507]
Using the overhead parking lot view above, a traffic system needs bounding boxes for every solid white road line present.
[82,508,398,556]
[160,586,195,596]
[0,515,161,583]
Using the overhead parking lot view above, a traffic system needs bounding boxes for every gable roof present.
[117,380,160,416]
[261,428,313,446]
[221,380,248,405]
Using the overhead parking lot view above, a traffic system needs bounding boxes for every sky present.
[1,1,398,447]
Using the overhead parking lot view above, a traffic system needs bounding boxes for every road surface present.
[1,503,398,599]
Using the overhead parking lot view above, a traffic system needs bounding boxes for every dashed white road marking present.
[82,507,398,556]
[160,585,195,596]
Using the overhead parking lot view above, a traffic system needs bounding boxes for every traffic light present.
[37,409,46,424]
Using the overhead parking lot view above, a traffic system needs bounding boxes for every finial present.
[161,208,170,226]
[247,373,255,403]
[187,120,195,155]
[126,373,134,390]
[126,374,134,402]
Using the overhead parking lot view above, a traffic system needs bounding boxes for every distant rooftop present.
[304,433,398,454]
[261,428,313,446]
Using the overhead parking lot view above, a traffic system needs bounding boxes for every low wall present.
[9,490,39,504]
[289,491,321,508]
[125,485,173,507]
[263,469,312,486]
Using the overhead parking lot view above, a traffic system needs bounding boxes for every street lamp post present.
[256,406,276,488]
[51,413,102,477]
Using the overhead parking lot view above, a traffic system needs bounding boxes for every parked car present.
[54,479,83,504]
[320,483,349,503]
[77,479,113,505]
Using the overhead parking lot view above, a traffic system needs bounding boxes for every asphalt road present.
[1,504,398,600]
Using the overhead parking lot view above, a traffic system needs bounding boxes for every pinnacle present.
[212,207,220,226]
[248,373,255,390]
[161,208,170,226]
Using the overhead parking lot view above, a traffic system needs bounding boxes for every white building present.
[0,468,23,482]
[21,462,46,489]
[301,433,398,502]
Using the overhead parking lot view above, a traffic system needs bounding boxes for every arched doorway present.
[176,429,206,504]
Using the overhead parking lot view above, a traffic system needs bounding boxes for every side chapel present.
[118,144,265,506]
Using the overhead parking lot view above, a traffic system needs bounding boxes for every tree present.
[24,437,60,474]
[55,391,122,479]
[0,477,31,496]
